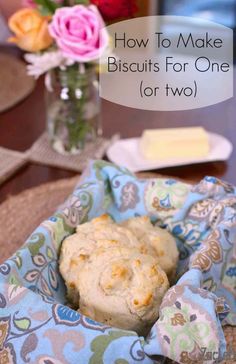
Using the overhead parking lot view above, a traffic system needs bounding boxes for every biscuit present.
[77,246,169,335]
[120,216,179,282]
[59,214,176,334]
[60,214,154,305]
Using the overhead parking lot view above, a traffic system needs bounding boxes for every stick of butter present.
[140,127,209,160]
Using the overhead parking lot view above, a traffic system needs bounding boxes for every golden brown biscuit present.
[77,246,169,335]
[59,214,176,334]
[59,214,154,305]
[59,233,96,306]
[120,216,178,282]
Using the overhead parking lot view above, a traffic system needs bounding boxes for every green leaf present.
[27,233,45,256]
[74,0,90,4]
[11,252,22,269]
[34,0,59,14]
[64,0,90,4]
[14,317,31,331]
[38,6,52,16]
[28,242,43,256]
[89,331,135,364]
[16,254,23,269]
[54,213,75,234]
[46,246,54,259]
[115,361,129,364]
[9,274,21,286]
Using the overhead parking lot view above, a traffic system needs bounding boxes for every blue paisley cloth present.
[0,160,235,364]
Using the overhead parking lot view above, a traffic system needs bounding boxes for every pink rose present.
[49,5,109,62]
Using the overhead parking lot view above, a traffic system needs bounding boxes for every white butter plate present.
[106,132,233,172]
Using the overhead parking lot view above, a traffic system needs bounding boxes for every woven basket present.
[0,175,235,362]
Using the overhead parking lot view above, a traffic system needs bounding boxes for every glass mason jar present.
[46,65,101,155]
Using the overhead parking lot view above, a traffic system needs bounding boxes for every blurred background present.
[1,0,236,29]
[0,0,235,199]
[1,0,235,53]
[157,0,236,61]
[1,0,235,54]
[161,0,236,28]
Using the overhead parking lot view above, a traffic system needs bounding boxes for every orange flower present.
[8,8,53,52]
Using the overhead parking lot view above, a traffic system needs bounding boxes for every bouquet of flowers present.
[8,0,138,154]
[8,0,138,76]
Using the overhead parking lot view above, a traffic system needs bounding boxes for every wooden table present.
[0,46,235,203]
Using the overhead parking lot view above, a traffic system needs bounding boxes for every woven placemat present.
[0,175,235,359]
[0,147,27,185]
[0,54,35,113]
[0,133,119,185]
[29,132,119,172]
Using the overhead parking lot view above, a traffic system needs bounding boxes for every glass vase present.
[46,65,101,155]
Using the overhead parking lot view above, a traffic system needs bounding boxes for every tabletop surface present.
[0,46,235,203]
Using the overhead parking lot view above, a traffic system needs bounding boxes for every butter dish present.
[107,132,233,172]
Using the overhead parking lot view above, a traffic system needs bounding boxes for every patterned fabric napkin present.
[0,160,235,364]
